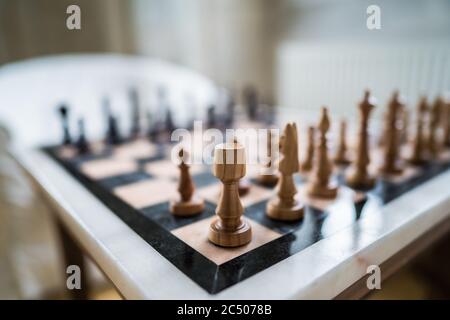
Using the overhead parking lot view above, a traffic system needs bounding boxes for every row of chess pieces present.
[56,86,274,154]
[168,90,450,248]
[296,90,450,190]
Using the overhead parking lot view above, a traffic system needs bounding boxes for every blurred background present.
[0,0,449,299]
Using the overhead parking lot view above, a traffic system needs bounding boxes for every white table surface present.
[4,54,450,299]
[11,145,450,299]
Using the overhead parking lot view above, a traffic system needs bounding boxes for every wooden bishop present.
[444,100,450,148]
[333,119,351,165]
[169,148,205,216]
[266,123,304,221]
[379,91,404,175]
[428,96,443,158]
[300,126,315,172]
[209,142,252,247]
[307,107,338,199]
[346,90,376,190]
[408,97,429,165]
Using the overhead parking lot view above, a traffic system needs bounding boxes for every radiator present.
[277,42,450,126]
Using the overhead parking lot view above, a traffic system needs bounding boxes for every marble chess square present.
[114,179,177,209]
[80,157,138,180]
[113,139,158,159]
[98,171,152,189]
[57,145,78,159]
[172,216,282,265]
[141,201,216,231]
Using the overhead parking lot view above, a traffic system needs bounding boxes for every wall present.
[131,0,279,101]
[276,0,450,122]
[0,0,134,64]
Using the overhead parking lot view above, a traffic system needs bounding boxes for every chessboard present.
[43,131,450,295]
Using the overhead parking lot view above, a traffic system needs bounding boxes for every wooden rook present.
[428,96,443,158]
[209,142,252,247]
[379,91,404,175]
[378,108,389,147]
[400,107,409,145]
[300,126,315,172]
[266,123,304,221]
[170,148,205,216]
[333,119,351,165]
[444,100,450,148]
[307,107,338,199]
[258,129,279,187]
[408,97,429,165]
[346,90,376,190]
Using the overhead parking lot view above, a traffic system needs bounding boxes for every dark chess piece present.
[107,114,121,145]
[146,110,156,142]
[103,98,122,145]
[129,87,141,139]
[58,104,71,145]
[76,118,90,154]
[207,104,217,128]
[165,109,175,133]
[243,86,259,120]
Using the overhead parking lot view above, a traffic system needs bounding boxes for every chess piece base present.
[170,194,205,217]
[379,164,404,176]
[208,218,252,247]
[408,156,429,166]
[345,169,375,190]
[300,162,313,173]
[266,198,304,221]
[257,174,279,187]
[334,157,351,166]
[307,181,338,199]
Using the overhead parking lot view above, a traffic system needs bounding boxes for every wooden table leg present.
[55,218,90,300]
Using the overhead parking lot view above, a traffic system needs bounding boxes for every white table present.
[4,55,450,299]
